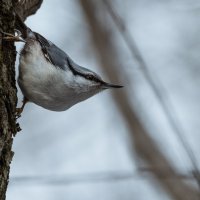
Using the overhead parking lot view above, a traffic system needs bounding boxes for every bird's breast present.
[18,41,77,111]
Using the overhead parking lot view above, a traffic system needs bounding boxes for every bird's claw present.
[0,29,25,42]
[15,98,28,118]
[15,108,23,119]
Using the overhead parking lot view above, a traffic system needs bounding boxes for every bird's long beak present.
[102,82,123,89]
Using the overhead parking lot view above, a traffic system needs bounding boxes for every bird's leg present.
[0,29,25,42]
[16,97,28,118]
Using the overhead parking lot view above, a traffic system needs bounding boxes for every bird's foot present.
[15,97,28,118]
[0,29,25,42]
[15,107,23,119]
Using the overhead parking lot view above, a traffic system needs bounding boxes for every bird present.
[1,14,123,116]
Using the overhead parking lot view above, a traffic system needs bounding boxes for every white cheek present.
[73,76,91,92]
[62,71,74,85]
[76,76,90,85]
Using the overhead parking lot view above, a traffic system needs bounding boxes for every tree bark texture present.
[15,0,43,20]
[0,1,17,199]
[0,0,42,199]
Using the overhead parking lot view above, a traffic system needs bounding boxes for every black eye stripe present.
[86,75,102,83]
[66,58,102,83]
[86,74,94,80]
[66,58,86,77]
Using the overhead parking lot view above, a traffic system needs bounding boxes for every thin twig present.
[10,170,196,186]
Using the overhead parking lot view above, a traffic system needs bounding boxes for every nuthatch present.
[1,15,123,115]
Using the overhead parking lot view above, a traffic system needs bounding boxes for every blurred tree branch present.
[80,0,200,199]
[102,0,200,189]
[10,171,198,186]
[0,1,42,199]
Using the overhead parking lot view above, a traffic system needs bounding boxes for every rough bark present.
[15,0,43,21]
[0,0,42,199]
[80,1,200,199]
[0,1,18,199]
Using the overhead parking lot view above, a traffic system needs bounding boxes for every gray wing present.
[34,31,70,71]
[34,32,97,77]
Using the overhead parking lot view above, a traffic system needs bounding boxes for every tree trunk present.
[0,1,18,199]
[0,0,42,199]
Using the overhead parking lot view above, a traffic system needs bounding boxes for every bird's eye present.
[86,74,94,80]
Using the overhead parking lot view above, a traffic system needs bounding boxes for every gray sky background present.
[7,0,200,199]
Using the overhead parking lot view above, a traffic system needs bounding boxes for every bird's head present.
[70,66,123,102]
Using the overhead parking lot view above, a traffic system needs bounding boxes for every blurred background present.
[7,0,200,199]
